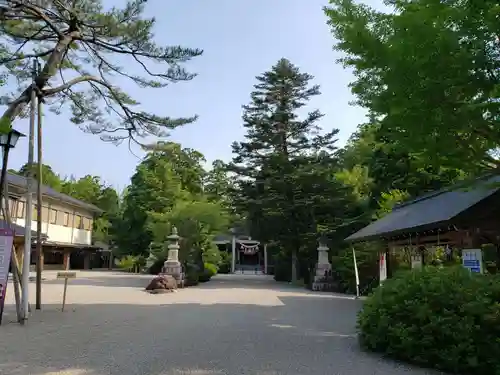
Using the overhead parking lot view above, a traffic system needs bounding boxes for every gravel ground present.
[0,271,440,375]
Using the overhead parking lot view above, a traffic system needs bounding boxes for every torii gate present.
[230,235,267,274]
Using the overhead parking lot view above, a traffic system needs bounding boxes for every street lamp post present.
[0,128,24,324]
[0,129,25,215]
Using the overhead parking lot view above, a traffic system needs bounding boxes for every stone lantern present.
[312,235,333,291]
[162,227,184,286]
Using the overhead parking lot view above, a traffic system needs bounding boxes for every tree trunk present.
[1,32,77,124]
[291,249,298,283]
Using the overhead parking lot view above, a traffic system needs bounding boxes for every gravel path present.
[0,271,439,375]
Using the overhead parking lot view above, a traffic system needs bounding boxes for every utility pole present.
[21,59,38,323]
[35,56,43,310]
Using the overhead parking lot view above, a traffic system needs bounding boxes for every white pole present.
[231,235,236,273]
[22,59,37,322]
[264,243,268,274]
[352,247,360,299]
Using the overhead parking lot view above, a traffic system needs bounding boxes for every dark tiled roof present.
[7,173,102,213]
[345,175,500,242]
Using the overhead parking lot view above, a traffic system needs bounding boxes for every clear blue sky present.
[6,0,383,191]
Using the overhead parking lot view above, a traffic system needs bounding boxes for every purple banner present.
[0,229,15,324]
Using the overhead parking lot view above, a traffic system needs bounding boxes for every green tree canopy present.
[15,162,63,190]
[117,142,207,255]
[325,0,499,174]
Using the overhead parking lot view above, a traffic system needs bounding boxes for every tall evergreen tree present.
[227,58,341,282]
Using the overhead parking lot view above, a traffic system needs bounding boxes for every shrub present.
[273,253,292,282]
[117,255,136,272]
[199,262,217,283]
[185,269,200,286]
[183,262,201,286]
[149,258,165,275]
[357,266,500,374]
[218,252,232,274]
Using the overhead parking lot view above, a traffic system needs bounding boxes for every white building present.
[4,172,105,270]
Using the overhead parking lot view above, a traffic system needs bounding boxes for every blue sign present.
[462,249,483,274]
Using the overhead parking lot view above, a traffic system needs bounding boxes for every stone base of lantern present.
[161,260,185,288]
[311,263,336,292]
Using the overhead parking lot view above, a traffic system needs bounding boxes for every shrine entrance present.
[213,234,268,274]
[235,239,265,274]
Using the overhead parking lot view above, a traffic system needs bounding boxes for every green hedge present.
[199,262,218,283]
[218,252,232,274]
[357,266,500,374]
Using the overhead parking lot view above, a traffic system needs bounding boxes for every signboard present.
[379,252,387,284]
[462,249,483,274]
[57,271,77,312]
[57,271,77,279]
[411,254,423,269]
[0,229,15,323]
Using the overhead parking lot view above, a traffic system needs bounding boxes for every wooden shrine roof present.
[345,174,500,242]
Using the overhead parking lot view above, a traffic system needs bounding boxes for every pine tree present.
[0,0,202,145]
[228,58,340,282]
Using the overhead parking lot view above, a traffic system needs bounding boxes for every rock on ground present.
[145,274,177,292]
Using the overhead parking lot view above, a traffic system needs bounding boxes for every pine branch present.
[0,0,202,145]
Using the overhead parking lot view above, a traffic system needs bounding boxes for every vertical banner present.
[352,248,360,298]
[379,252,387,285]
[0,228,15,324]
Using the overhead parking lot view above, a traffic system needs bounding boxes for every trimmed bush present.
[218,252,232,274]
[149,258,165,275]
[117,255,137,272]
[199,262,218,283]
[357,266,500,374]
[185,269,200,286]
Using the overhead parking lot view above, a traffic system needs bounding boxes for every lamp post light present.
[0,129,25,216]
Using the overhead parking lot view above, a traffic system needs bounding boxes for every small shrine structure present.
[345,174,500,277]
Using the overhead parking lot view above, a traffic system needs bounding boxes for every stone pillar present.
[312,237,332,291]
[63,251,70,270]
[162,227,183,286]
[231,233,236,273]
[83,252,90,270]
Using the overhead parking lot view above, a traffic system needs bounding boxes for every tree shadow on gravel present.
[41,272,151,288]
[0,296,441,375]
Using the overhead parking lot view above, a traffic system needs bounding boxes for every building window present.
[8,198,17,218]
[63,212,70,227]
[32,204,38,220]
[83,217,92,231]
[16,201,25,218]
[49,209,57,224]
[74,215,82,229]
